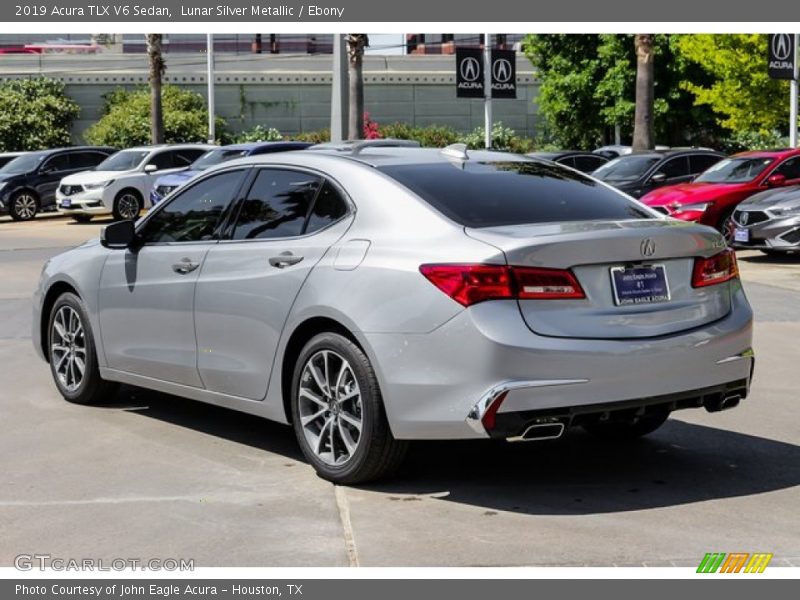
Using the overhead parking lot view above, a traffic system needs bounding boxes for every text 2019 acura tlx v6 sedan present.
[33,141,754,484]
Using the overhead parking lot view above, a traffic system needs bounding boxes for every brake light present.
[692,248,738,288]
[419,264,585,307]
[514,266,585,299]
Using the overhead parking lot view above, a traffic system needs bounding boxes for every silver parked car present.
[731,185,800,255]
[33,141,754,483]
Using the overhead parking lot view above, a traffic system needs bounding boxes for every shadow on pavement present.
[94,386,800,516]
[737,251,800,264]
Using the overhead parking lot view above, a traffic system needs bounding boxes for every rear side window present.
[657,156,690,179]
[574,155,607,172]
[306,181,348,234]
[233,169,322,240]
[689,154,721,174]
[71,152,108,169]
[379,161,652,228]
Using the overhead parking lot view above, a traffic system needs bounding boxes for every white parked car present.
[56,144,213,222]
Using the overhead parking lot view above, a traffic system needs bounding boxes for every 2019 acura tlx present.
[33,141,754,483]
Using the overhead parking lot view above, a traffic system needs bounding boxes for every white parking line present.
[334,485,360,567]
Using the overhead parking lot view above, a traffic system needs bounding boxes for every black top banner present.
[768,33,797,79]
[4,0,800,22]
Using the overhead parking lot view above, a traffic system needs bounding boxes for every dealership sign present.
[768,33,796,79]
[456,48,517,98]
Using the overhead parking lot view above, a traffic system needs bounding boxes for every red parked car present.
[641,148,800,240]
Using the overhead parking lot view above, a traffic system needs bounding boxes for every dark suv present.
[0,146,115,221]
[592,149,724,198]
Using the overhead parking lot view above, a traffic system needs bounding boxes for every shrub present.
[233,125,283,143]
[84,85,226,147]
[459,122,534,154]
[0,78,80,151]
[293,129,331,144]
[377,122,460,147]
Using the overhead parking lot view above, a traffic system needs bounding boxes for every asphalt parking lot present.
[1,214,799,567]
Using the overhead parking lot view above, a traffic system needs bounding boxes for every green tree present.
[676,34,788,136]
[522,34,723,149]
[85,85,226,147]
[0,78,80,151]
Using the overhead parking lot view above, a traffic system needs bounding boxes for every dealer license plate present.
[610,264,670,306]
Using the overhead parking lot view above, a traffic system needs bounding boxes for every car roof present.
[733,148,800,159]
[527,151,602,160]
[25,146,116,155]
[120,143,215,152]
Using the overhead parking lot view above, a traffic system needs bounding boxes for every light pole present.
[791,33,799,148]
[206,33,215,144]
[330,34,349,142]
[483,33,492,149]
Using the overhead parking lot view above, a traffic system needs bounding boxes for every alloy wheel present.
[51,306,86,392]
[117,194,140,220]
[298,350,363,466]
[13,194,37,220]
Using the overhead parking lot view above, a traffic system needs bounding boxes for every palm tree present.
[345,34,368,140]
[146,34,165,144]
[632,34,655,152]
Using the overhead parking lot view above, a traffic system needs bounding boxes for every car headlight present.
[84,180,115,190]
[770,205,800,217]
[675,202,710,213]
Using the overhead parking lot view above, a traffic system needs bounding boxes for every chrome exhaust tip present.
[507,422,565,443]
[705,392,742,413]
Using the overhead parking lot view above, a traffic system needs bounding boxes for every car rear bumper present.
[365,282,753,440]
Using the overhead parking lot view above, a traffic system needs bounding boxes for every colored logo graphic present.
[696,552,773,573]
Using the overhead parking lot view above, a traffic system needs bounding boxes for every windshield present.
[592,155,661,182]
[191,148,250,171]
[95,150,149,172]
[379,161,652,228]
[0,152,46,174]
[694,157,774,183]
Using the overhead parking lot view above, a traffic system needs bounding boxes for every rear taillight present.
[692,248,738,288]
[419,264,585,307]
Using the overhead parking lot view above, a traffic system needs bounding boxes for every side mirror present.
[144,164,158,173]
[767,173,787,187]
[101,220,137,249]
[650,172,667,183]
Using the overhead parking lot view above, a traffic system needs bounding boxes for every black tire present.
[720,212,736,246]
[582,410,670,440]
[70,214,93,224]
[8,190,39,221]
[291,332,407,484]
[112,189,143,221]
[47,292,118,405]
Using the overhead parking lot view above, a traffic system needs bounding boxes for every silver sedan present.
[731,185,800,255]
[32,141,754,483]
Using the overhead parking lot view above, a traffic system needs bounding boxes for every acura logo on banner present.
[491,49,517,99]
[456,48,517,99]
[456,48,484,98]
[768,33,796,80]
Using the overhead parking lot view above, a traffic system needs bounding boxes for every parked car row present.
[0,141,314,222]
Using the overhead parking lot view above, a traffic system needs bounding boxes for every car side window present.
[306,181,349,234]
[174,149,206,166]
[41,154,71,173]
[773,157,800,180]
[232,169,322,240]
[689,154,721,174]
[71,152,108,170]
[146,151,176,171]
[556,157,576,169]
[656,157,689,179]
[139,170,245,244]
[575,156,607,172]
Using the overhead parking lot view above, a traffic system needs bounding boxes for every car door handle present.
[172,258,200,274]
[268,252,304,269]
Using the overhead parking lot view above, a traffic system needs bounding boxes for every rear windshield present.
[379,161,652,228]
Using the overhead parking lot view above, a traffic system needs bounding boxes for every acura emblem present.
[492,58,513,83]
[772,34,792,61]
[740,212,749,225]
[640,238,656,257]
[460,57,481,82]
